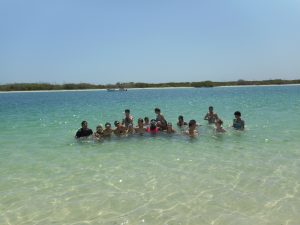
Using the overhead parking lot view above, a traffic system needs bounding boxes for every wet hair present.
[144,117,149,122]
[234,111,241,117]
[125,109,130,113]
[178,115,184,120]
[216,119,223,125]
[167,122,172,126]
[209,106,213,110]
[81,120,87,126]
[138,118,144,123]
[154,108,161,113]
[114,121,120,126]
[188,119,196,128]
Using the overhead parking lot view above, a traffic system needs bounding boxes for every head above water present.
[81,120,88,128]
[188,119,196,128]
[209,106,214,112]
[125,109,130,114]
[105,122,111,128]
[154,108,161,113]
[178,115,184,121]
[215,119,223,125]
[234,111,241,117]
[96,124,103,132]
[114,120,120,127]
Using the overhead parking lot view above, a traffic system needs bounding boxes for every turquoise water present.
[0,85,300,225]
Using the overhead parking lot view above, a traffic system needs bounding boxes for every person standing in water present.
[122,109,134,128]
[154,108,167,130]
[186,119,198,137]
[177,115,188,127]
[214,119,226,133]
[75,121,93,139]
[204,106,219,124]
[232,111,245,130]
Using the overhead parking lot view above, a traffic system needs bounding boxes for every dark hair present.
[150,119,157,130]
[234,111,241,117]
[216,119,223,125]
[114,120,120,126]
[138,118,143,123]
[188,119,196,128]
[178,115,183,120]
[144,117,149,121]
[209,106,213,110]
[125,109,130,113]
[105,122,111,127]
[81,121,87,126]
[154,108,161,113]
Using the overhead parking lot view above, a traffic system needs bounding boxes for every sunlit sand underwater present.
[0,86,299,225]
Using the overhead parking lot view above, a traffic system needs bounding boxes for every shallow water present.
[0,86,300,225]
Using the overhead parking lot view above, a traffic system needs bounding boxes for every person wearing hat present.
[146,119,159,134]
[113,120,127,136]
[102,122,113,137]
[94,124,104,140]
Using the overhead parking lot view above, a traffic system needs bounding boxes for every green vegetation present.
[0,79,299,92]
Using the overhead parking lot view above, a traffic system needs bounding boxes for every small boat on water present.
[107,88,127,92]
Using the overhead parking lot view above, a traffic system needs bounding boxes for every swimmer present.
[94,124,104,139]
[135,118,146,134]
[144,117,150,128]
[114,120,127,136]
[177,115,188,127]
[204,106,219,124]
[102,122,113,137]
[146,120,159,134]
[122,109,134,128]
[232,111,245,130]
[214,119,226,133]
[185,119,198,137]
[165,122,176,134]
[75,121,93,139]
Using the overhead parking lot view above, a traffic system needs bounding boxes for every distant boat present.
[107,88,127,92]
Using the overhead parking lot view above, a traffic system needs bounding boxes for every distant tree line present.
[0,79,299,91]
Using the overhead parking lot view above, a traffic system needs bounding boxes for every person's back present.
[75,121,93,139]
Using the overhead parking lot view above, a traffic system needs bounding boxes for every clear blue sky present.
[1,0,300,84]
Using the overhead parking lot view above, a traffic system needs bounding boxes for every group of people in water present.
[75,106,245,139]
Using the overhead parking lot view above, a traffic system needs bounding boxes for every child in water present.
[214,119,226,133]
[186,119,198,137]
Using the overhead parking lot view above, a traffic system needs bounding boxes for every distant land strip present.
[0,79,300,91]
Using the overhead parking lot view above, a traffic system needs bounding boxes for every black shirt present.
[75,128,93,138]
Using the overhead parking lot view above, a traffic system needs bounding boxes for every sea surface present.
[0,85,299,225]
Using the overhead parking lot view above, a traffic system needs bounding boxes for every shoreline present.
[0,83,299,94]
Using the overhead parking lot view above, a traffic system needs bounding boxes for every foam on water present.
[0,86,300,224]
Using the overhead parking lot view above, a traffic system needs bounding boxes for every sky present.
[1,0,300,84]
